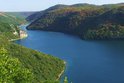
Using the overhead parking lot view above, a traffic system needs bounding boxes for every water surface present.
[16,25,124,83]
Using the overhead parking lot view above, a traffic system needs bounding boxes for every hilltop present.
[27,3,124,40]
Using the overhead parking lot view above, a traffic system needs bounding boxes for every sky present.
[0,0,124,12]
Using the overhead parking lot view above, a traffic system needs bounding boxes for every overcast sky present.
[0,0,124,11]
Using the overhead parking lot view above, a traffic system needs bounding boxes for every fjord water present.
[16,25,124,83]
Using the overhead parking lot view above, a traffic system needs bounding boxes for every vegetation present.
[0,37,65,82]
[6,12,35,18]
[0,12,34,39]
[0,12,26,39]
[85,25,124,40]
[27,3,124,40]
[0,47,34,83]
[0,13,65,82]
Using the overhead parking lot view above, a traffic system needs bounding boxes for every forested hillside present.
[27,3,124,40]
[0,36,65,83]
[7,12,35,18]
[0,13,65,83]
[0,12,26,39]
[26,4,68,22]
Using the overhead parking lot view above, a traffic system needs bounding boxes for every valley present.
[0,2,124,83]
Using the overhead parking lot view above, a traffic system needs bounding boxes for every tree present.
[0,47,34,83]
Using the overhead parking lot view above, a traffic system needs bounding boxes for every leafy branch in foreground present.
[0,47,34,83]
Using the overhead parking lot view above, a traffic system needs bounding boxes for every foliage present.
[85,25,124,40]
[0,47,34,83]
[0,12,65,82]
[27,3,124,40]
[0,12,26,39]
[6,12,34,18]
[0,36,65,82]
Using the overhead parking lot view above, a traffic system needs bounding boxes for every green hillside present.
[6,12,35,18]
[27,3,124,40]
[0,12,25,39]
[26,4,68,22]
[0,13,65,82]
[0,36,65,83]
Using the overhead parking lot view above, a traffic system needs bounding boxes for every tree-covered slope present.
[0,36,65,83]
[0,47,34,83]
[0,12,27,24]
[0,12,65,82]
[27,3,124,40]
[0,12,26,39]
[6,12,35,18]
[26,4,68,22]
[26,4,99,22]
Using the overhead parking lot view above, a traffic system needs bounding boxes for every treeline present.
[27,3,124,40]
[85,25,124,40]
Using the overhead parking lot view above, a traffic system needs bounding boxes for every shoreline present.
[9,33,28,42]
[57,61,66,81]
[9,28,28,42]
[11,25,66,81]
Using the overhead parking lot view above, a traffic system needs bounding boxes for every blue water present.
[16,25,124,83]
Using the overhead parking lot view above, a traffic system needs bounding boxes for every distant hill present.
[6,12,35,18]
[0,12,26,39]
[26,4,68,22]
[0,12,36,39]
[27,3,124,40]
[26,4,98,22]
